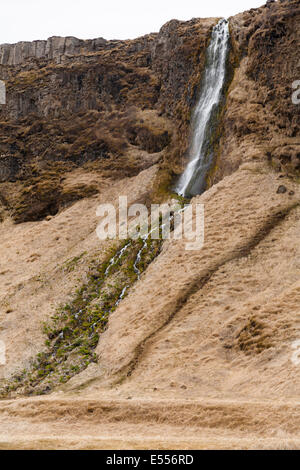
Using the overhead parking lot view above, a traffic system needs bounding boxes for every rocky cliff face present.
[211,0,300,186]
[0,1,299,226]
[0,36,108,66]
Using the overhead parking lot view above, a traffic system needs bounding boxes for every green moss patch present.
[0,236,163,398]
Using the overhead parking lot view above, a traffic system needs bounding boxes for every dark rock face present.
[126,125,171,153]
[0,0,299,223]
[0,36,108,66]
[0,155,21,182]
[211,0,300,186]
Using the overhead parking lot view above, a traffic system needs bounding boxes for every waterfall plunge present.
[175,19,230,198]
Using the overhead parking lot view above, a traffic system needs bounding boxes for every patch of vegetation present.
[0,235,163,398]
[62,252,87,273]
[237,317,273,355]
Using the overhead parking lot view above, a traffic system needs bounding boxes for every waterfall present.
[175,19,230,198]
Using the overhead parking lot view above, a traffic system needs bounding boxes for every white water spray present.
[176,19,230,198]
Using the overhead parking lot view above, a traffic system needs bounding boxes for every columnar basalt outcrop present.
[1,1,297,224]
[0,36,106,66]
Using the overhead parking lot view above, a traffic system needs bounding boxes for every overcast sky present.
[1,0,265,44]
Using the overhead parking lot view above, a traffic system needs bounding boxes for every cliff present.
[0,17,214,222]
[0,36,109,66]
